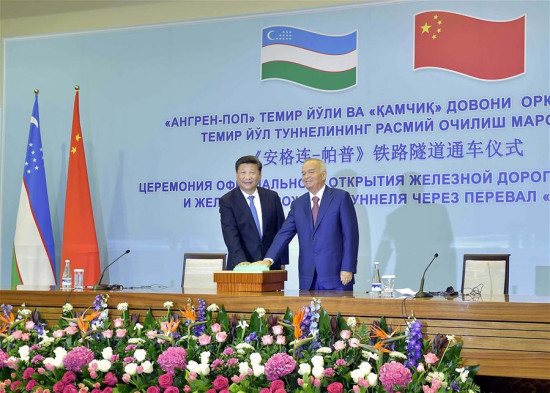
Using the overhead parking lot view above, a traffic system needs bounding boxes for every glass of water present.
[73,269,84,290]
[382,275,395,297]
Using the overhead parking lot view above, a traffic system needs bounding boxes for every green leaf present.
[143,308,156,330]
[219,306,229,331]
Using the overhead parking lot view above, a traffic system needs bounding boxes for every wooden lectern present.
[213,270,287,292]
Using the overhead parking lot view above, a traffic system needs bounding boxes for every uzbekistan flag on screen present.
[414,11,525,80]
[261,26,357,91]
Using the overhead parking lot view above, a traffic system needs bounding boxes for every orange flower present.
[181,306,195,322]
[77,310,101,332]
[374,340,393,353]
[0,311,15,326]
[292,308,306,339]
[370,325,396,353]
[161,319,180,335]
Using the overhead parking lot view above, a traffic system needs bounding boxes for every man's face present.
[236,163,261,195]
[301,160,326,194]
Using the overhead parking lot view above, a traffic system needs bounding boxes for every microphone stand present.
[93,250,130,290]
[415,253,438,298]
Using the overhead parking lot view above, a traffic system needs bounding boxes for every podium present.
[213,270,287,292]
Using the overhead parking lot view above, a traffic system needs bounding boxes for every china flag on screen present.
[414,11,525,80]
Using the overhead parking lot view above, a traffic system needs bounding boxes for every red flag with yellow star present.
[60,90,100,287]
[414,11,525,80]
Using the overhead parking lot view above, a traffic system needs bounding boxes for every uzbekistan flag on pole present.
[261,26,357,91]
[414,11,525,80]
[11,93,56,288]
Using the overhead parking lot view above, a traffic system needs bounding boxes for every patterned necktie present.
[312,196,320,226]
[248,195,262,238]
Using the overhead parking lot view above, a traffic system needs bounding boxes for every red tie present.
[312,196,320,226]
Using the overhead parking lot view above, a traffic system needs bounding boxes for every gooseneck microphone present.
[415,253,439,298]
[93,250,130,290]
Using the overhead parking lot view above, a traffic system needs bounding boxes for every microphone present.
[415,253,439,298]
[93,250,130,290]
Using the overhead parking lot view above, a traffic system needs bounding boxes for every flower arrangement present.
[0,296,481,393]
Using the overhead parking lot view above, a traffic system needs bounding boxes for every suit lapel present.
[314,187,333,233]
[234,188,261,240]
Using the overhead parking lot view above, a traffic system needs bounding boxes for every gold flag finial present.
[74,85,80,91]
[34,89,39,95]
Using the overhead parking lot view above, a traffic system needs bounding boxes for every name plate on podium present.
[213,270,287,292]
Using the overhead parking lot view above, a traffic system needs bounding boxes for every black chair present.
[461,254,510,295]
[181,253,227,291]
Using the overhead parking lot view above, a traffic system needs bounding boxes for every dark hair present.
[235,155,262,173]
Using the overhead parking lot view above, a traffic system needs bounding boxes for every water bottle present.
[62,259,72,290]
[371,261,382,296]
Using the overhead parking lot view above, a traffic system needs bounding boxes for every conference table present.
[1,287,549,380]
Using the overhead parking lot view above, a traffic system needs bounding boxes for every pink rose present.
[276,335,286,345]
[205,389,216,393]
[164,388,178,393]
[25,321,35,331]
[212,375,229,390]
[261,335,274,345]
[188,372,197,382]
[102,330,113,339]
[145,330,157,339]
[297,379,304,387]
[146,387,160,393]
[333,340,346,351]
[122,374,131,383]
[210,323,221,333]
[272,325,284,335]
[340,330,352,340]
[274,389,286,393]
[183,386,191,393]
[23,367,35,380]
[65,326,79,335]
[158,374,173,389]
[215,332,228,343]
[431,378,442,390]
[37,368,45,375]
[12,330,23,339]
[349,338,360,348]
[45,363,56,371]
[62,372,76,384]
[424,352,439,365]
[198,334,211,346]
[21,333,31,341]
[113,318,124,328]
[53,330,65,338]
[63,385,77,393]
[231,376,240,384]
[136,366,143,374]
[352,385,360,393]
[115,329,127,338]
[270,380,285,391]
[103,388,113,393]
[102,373,118,387]
[25,380,38,392]
[417,363,425,372]
[89,370,97,379]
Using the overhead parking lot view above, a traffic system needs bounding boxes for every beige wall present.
[0,0,364,107]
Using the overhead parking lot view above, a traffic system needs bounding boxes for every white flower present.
[358,361,372,374]
[362,350,378,361]
[206,304,219,312]
[134,323,143,331]
[236,342,254,350]
[446,334,456,344]
[249,352,262,365]
[347,317,357,328]
[102,347,113,360]
[254,308,266,317]
[389,351,407,359]
[128,338,145,344]
[350,369,364,383]
[316,347,332,354]
[252,364,264,377]
[311,355,324,367]
[367,373,378,386]
[142,360,154,374]
[298,363,311,376]
[62,303,73,312]
[53,357,64,368]
[19,308,31,317]
[163,301,173,309]
[43,357,55,368]
[117,302,128,311]
[97,359,112,373]
[239,362,250,375]
[456,367,469,383]
[187,360,200,373]
[427,371,445,383]
[237,320,249,329]
[54,347,67,360]
[125,363,138,376]
[38,334,54,347]
[310,328,319,338]
[134,349,147,362]
[18,345,30,362]
[200,351,211,364]
[198,363,210,376]
[312,366,325,379]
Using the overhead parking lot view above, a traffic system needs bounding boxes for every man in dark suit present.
[256,158,359,290]
[219,155,288,270]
